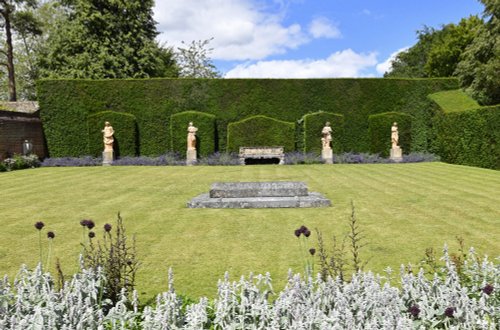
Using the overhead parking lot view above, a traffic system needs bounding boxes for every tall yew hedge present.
[37,78,457,157]
[227,115,295,153]
[435,105,500,169]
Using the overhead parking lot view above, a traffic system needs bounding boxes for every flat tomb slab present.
[187,192,332,209]
[210,181,308,198]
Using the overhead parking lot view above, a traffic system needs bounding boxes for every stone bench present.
[239,146,285,165]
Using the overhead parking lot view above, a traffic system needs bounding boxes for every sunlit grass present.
[1,163,499,300]
[429,89,480,112]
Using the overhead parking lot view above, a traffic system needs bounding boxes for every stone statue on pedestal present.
[102,121,114,165]
[390,122,403,162]
[321,122,333,164]
[186,122,198,165]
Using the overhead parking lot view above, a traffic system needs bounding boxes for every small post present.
[22,140,33,155]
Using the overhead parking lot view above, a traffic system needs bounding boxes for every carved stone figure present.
[187,122,198,151]
[102,121,114,152]
[391,122,399,148]
[321,122,333,150]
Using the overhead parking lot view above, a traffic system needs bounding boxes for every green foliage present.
[385,16,483,78]
[455,0,500,105]
[2,153,40,171]
[37,0,178,79]
[227,115,295,153]
[37,78,458,157]
[170,111,216,157]
[435,105,500,169]
[175,38,220,78]
[368,112,412,157]
[428,89,480,113]
[87,111,138,157]
[302,112,344,154]
[425,16,484,77]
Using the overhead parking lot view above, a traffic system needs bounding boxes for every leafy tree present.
[38,0,178,79]
[455,0,499,105]
[385,26,437,78]
[176,38,220,78]
[425,16,483,77]
[0,0,38,101]
[385,16,483,78]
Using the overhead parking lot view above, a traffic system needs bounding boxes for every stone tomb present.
[187,181,331,208]
[239,146,285,165]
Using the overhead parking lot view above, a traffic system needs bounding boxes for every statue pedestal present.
[322,148,333,164]
[102,151,114,166]
[186,149,197,166]
[390,147,403,162]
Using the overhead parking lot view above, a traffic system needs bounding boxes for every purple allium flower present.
[483,284,494,295]
[303,229,311,238]
[104,223,112,232]
[299,225,308,233]
[88,231,95,239]
[86,220,95,230]
[47,231,55,239]
[294,229,301,237]
[309,248,316,256]
[408,305,420,319]
[80,219,89,227]
[444,307,456,318]
[34,221,45,230]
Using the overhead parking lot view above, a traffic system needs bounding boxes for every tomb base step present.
[187,192,332,209]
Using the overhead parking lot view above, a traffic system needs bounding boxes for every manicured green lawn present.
[1,163,499,300]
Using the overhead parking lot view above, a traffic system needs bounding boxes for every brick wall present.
[0,110,47,161]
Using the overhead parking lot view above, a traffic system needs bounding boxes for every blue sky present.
[153,0,484,78]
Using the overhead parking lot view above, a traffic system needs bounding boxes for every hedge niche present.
[88,111,138,157]
[170,111,216,157]
[227,115,295,153]
[303,112,344,154]
[368,112,412,157]
[435,105,500,169]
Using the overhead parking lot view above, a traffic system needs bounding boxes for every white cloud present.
[375,47,409,75]
[224,49,378,78]
[308,17,341,39]
[154,0,309,61]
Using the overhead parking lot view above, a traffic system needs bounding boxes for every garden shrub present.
[170,111,216,157]
[435,105,500,169]
[0,247,497,329]
[88,111,138,157]
[368,112,413,157]
[226,115,295,153]
[37,78,458,157]
[303,112,344,154]
[1,154,40,171]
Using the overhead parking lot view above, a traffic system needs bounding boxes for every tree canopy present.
[37,0,178,79]
[385,16,483,79]
[386,0,499,105]
[455,0,499,105]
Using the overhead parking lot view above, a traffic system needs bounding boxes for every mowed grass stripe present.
[0,163,498,299]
